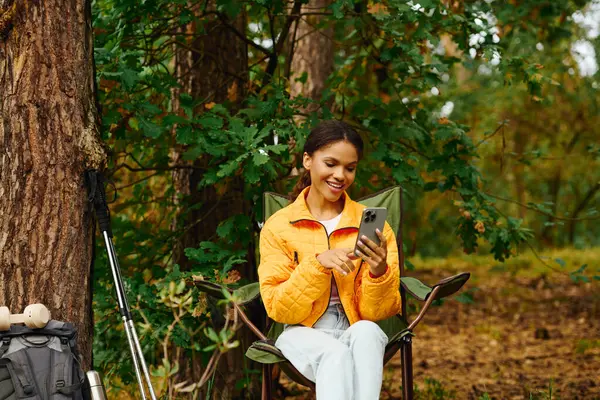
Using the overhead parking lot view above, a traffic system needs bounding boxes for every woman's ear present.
[302,152,311,170]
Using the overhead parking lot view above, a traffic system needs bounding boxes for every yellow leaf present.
[228,81,239,102]
[368,3,389,15]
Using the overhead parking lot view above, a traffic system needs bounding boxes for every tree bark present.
[0,0,105,370]
[169,5,257,398]
[171,6,248,270]
[290,0,334,113]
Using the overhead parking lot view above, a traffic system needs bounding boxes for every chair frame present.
[195,187,470,400]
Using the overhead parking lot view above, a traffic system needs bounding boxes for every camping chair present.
[193,186,470,400]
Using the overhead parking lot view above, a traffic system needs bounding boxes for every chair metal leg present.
[262,364,272,400]
[401,336,414,400]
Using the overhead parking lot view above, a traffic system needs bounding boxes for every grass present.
[407,246,600,281]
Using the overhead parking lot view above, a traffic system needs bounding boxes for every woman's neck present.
[305,187,344,220]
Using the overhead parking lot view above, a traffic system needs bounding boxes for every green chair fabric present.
[401,273,471,302]
[194,280,260,305]
[401,277,433,301]
[263,187,402,236]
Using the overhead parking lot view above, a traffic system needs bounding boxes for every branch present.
[524,241,568,276]
[284,14,300,81]
[111,163,206,174]
[115,172,160,191]
[571,182,600,218]
[216,12,272,56]
[483,191,600,221]
[261,0,303,88]
[474,121,507,148]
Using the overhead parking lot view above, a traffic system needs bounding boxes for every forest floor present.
[278,249,600,400]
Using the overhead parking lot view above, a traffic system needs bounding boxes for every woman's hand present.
[317,248,358,276]
[355,229,388,277]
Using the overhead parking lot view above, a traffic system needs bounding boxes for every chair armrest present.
[430,272,471,301]
[245,339,286,364]
[233,282,260,305]
[401,277,431,301]
[402,272,471,332]
[192,279,261,306]
[401,272,470,302]
[192,279,230,299]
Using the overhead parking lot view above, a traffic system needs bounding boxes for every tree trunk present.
[171,6,248,270]
[0,0,106,370]
[286,0,334,177]
[289,0,334,112]
[540,129,581,245]
[512,129,527,220]
[169,5,256,398]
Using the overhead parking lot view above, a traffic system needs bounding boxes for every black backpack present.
[0,320,89,400]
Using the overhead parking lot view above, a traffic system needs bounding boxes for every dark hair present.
[291,120,364,199]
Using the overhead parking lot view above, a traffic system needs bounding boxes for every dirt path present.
[279,263,600,399]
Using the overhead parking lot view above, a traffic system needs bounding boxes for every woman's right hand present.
[316,248,358,276]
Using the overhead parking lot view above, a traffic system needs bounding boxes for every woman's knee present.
[326,340,352,359]
[348,320,388,344]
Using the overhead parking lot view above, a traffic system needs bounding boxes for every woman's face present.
[303,140,359,203]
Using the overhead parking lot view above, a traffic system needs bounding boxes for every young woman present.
[258,120,401,400]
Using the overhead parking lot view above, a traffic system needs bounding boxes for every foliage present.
[90,0,599,396]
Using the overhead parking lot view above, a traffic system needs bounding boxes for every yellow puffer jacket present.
[258,187,401,327]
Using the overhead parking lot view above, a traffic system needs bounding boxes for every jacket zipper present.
[291,219,357,326]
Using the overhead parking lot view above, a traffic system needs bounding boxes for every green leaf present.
[252,152,269,166]
[176,125,195,145]
[121,67,140,89]
[198,115,224,130]
[205,328,219,343]
[244,163,261,184]
[573,264,588,274]
[139,117,162,138]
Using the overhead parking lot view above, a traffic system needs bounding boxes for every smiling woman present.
[258,120,401,399]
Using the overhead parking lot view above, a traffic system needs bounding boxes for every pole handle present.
[85,170,113,237]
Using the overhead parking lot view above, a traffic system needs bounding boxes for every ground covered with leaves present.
[279,250,600,400]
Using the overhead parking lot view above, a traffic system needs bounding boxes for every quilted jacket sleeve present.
[356,222,401,321]
[258,221,332,325]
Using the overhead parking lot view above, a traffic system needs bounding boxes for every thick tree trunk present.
[171,6,248,270]
[169,6,256,398]
[0,0,105,369]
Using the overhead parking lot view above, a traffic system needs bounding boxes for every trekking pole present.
[85,170,158,400]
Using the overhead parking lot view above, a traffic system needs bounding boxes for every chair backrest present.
[263,187,402,236]
[262,186,408,340]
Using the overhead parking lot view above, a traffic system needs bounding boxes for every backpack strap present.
[0,337,10,357]
[52,334,84,396]
[3,351,37,397]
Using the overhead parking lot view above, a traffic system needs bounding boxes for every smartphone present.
[354,207,387,257]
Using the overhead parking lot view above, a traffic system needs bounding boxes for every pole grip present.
[85,170,113,237]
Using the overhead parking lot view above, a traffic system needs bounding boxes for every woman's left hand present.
[355,229,387,277]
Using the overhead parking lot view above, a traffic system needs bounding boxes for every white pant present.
[275,303,388,400]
